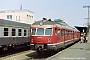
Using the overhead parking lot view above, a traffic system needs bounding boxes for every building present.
[0,9,34,24]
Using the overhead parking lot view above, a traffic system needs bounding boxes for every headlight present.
[48,39,51,43]
[31,39,33,43]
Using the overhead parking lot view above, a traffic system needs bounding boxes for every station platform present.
[46,42,90,60]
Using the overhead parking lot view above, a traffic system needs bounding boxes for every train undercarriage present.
[31,39,80,53]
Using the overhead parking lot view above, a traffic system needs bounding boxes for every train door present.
[62,29,65,48]
[73,31,75,42]
[57,28,60,42]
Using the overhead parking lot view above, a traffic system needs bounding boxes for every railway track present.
[0,48,58,60]
[0,50,55,60]
[0,50,36,60]
[0,41,79,60]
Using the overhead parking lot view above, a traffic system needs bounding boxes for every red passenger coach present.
[30,18,80,53]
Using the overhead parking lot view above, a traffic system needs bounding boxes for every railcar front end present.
[30,18,80,53]
[30,26,58,53]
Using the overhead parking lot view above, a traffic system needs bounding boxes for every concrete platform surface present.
[46,42,90,60]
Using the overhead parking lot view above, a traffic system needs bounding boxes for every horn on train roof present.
[48,19,51,21]
[43,18,47,20]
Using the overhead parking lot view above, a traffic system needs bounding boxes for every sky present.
[0,0,90,27]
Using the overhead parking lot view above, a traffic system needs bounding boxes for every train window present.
[32,28,36,35]
[67,31,68,35]
[45,28,52,35]
[61,30,64,36]
[65,30,66,35]
[69,31,70,36]
[70,31,71,36]
[4,28,8,36]
[54,28,57,35]
[71,32,72,35]
[62,30,65,36]
[65,30,66,36]
[67,31,69,35]
[24,30,27,36]
[66,30,67,35]
[61,30,63,36]
[57,29,60,36]
[37,28,44,35]
[66,31,67,35]
[12,28,16,36]
[18,29,22,36]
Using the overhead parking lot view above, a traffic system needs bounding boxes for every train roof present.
[32,20,56,25]
[32,19,68,26]
[32,19,74,30]
[0,19,30,28]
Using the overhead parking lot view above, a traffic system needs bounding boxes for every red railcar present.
[30,19,80,53]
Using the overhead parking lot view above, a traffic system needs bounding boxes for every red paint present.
[30,25,80,45]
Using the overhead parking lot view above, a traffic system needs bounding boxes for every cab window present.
[45,28,52,35]
[32,28,36,35]
[37,28,44,35]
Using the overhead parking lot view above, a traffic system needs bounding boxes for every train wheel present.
[36,47,42,54]
[3,47,8,50]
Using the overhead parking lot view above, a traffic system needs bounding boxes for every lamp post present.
[83,5,90,50]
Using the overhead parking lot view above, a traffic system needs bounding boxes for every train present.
[0,19,30,50]
[30,18,80,53]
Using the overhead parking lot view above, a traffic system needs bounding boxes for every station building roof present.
[75,26,87,33]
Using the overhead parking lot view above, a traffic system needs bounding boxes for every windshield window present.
[37,28,44,35]
[45,28,52,35]
[32,28,36,35]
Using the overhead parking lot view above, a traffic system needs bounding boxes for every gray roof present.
[0,19,30,28]
[33,20,56,25]
[32,19,76,31]
[33,19,68,26]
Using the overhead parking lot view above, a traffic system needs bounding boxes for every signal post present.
[83,5,90,50]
